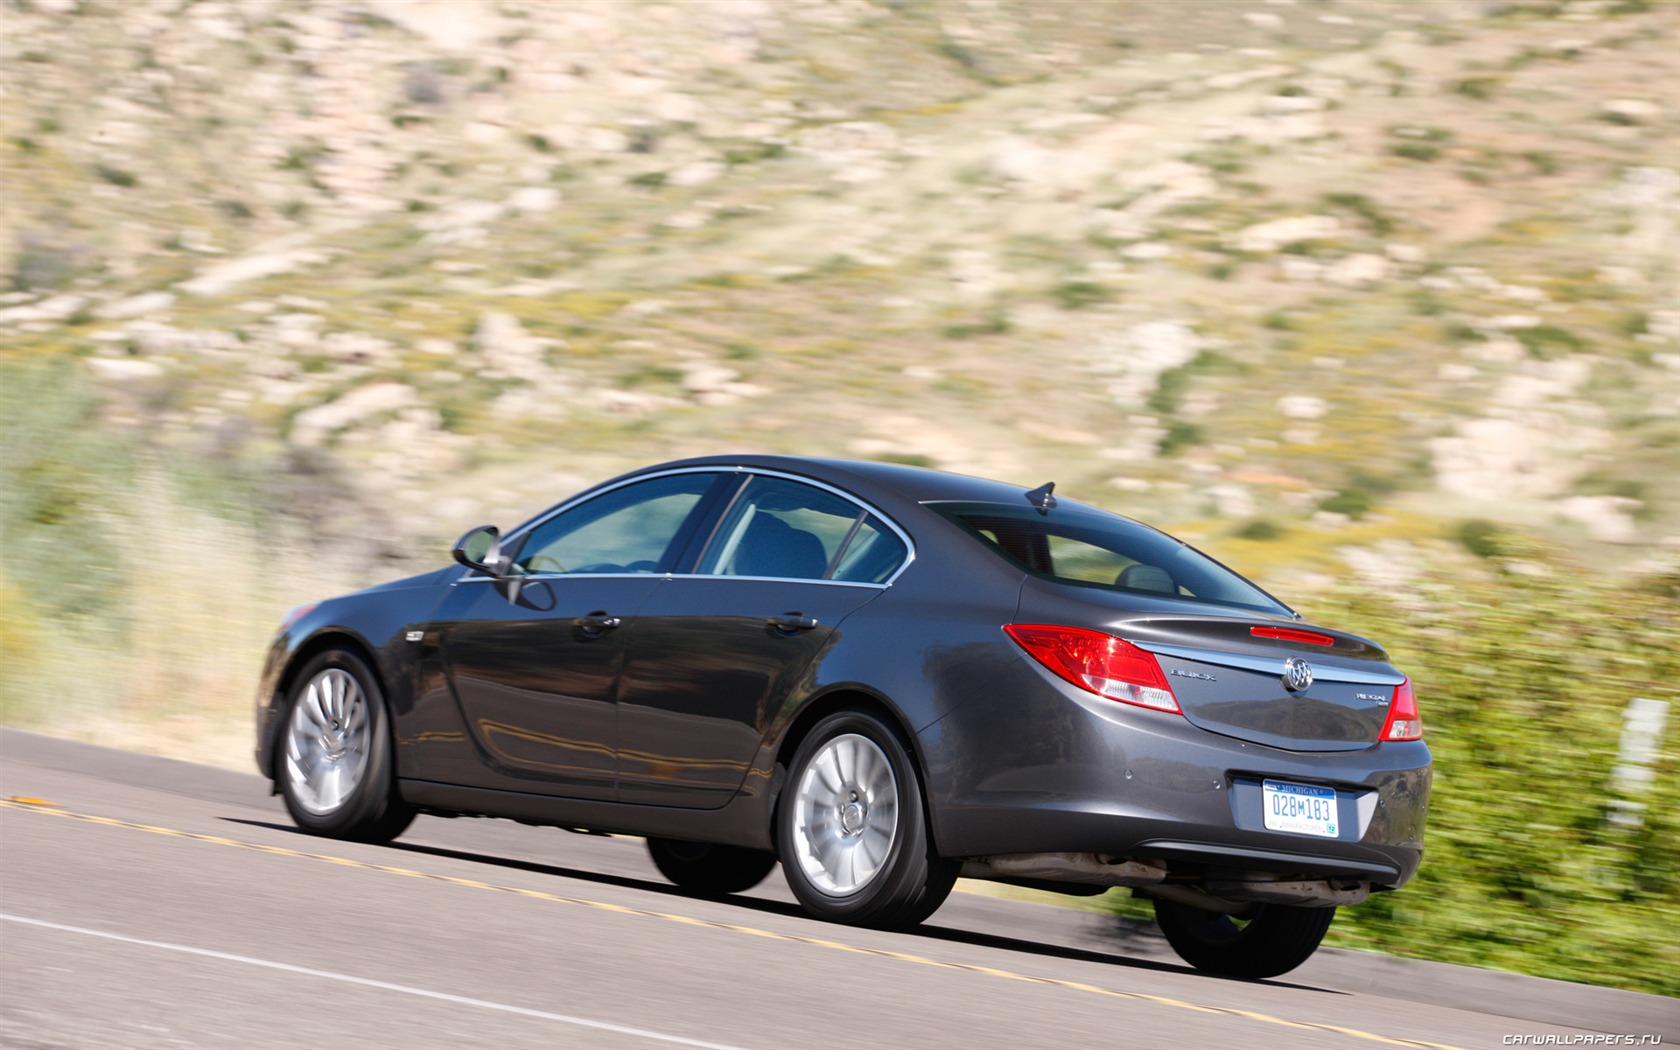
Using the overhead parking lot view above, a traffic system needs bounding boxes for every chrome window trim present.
[457,572,888,591]
[469,464,916,586]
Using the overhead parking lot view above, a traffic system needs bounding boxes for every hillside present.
[5,0,1678,561]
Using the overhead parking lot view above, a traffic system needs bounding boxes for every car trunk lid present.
[1015,580,1403,752]
[1132,628,1404,752]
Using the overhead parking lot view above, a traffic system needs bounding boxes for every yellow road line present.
[1,798,1466,1050]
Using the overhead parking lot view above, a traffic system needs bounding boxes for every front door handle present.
[768,613,819,633]
[575,612,622,636]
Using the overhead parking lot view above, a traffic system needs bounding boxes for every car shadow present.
[219,815,1338,992]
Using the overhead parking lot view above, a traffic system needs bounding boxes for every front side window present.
[513,472,717,575]
[930,501,1290,614]
[697,475,907,583]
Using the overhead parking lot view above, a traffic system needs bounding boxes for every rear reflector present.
[1251,625,1335,646]
[1380,677,1423,741]
[1004,624,1181,714]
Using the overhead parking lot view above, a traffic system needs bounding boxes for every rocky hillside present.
[4,0,1679,585]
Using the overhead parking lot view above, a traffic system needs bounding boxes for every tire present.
[278,649,414,843]
[1152,899,1335,979]
[776,710,958,930]
[646,838,777,895]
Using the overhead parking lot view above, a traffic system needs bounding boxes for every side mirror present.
[451,525,506,576]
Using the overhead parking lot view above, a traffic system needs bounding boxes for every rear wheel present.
[777,710,958,930]
[279,649,414,843]
[646,838,777,895]
[1152,899,1335,978]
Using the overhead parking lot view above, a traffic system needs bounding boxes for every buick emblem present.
[1282,657,1313,693]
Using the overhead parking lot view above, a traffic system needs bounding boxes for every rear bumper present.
[918,657,1430,890]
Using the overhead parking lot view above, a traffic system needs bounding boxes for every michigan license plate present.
[1262,780,1339,838]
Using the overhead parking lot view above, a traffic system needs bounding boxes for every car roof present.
[642,454,1050,507]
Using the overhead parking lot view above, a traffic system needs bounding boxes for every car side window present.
[696,476,906,583]
[829,514,907,584]
[513,472,716,575]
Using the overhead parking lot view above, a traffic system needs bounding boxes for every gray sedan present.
[255,455,1430,978]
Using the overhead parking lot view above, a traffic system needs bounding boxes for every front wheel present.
[646,838,777,895]
[1152,899,1335,978]
[278,649,414,843]
[776,710,958,930]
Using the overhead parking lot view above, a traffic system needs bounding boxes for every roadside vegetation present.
[1305,552,1680,998]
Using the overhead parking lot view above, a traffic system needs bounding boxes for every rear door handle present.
[768,613,819,632]
[575,612,622,636]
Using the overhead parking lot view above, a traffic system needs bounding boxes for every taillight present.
[1004,624,1181,714]
[279,603,318,632]
[1380,677,1422,741]
[1251,625,1335,646]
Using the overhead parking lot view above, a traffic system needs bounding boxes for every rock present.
[1602,99,1662,124]
[682,362,764,404]
[0,294,86,324]
[1244,11,1284,29]
[582,127,632,152]
[949,249,1003,300]
[1207,482,1255,517]
[97,292,176,320]
[799,121,900,159]
[1431,416,1607,501]
[1280,257,1322,283]
[1323,252,1390,287]
[417,199,506,244]
[1557,496,1642,544]
[1339,542,1421,598]
[320,331,397,365]
[290,382,417,447]
[363,0,505,48]
[1262,94,1325,115]
[180,248,328,297]
[474,311,557,381]
[1234,215,1341,253]
[1096,321,1204,406]
[87,358,165,380]
[668,161,725,187]
[1204,64,1294,91]
[1277,395,1327,420]
[507,187,561,213]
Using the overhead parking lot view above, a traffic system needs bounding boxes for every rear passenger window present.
[831,515,907,584]
[697,476,907,583]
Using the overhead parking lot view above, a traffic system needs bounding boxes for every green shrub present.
[1051,280,1115,310]
[1457,519,1506,558]
[1297,553,1680,996]
[1513,324,1587,359]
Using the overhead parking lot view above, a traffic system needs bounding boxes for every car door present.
[434,470,726,799]
[616,473,911,807]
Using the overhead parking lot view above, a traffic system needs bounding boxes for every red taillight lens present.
[1380,677,1422,741]
[1004,624,1181,714]
[279,603,318,632]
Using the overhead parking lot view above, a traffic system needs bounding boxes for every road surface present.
[2,728,1673,1049]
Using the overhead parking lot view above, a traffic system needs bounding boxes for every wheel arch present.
[267,631,390,782]
[767,687,943,855]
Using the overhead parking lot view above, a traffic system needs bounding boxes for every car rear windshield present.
[927,501,1291,615]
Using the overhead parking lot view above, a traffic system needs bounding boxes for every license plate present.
[1262,780,1339,838]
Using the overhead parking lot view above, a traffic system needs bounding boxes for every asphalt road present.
[2,728,1674,1049]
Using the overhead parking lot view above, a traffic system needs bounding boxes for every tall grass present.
[0,361,364,769]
